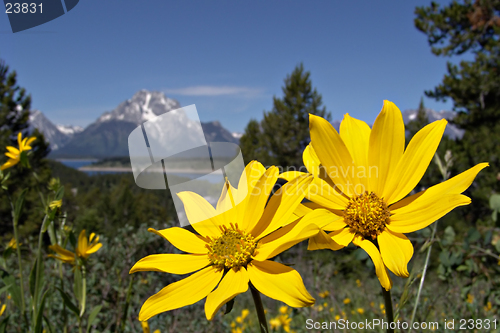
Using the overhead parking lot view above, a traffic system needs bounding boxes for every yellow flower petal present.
[251,174,312,239]
[85,243,102,254]
[248,260,314,307]
[205,266,249,320]
[384,119,447,204]
[148,227,208,254]
[215,180,237,226]
[129,254,209,275]
[339,113,371,189]
[303,144,320,177]
[306,177,349,210]
[307,229,345,251]
[368,100,405,196]
[279,171,308,182]
[309,114,359,196]
[352,236,392,290]
[241,166,279,231]
[6,146,19,155]
[1,159,18,170]
[4,152,18,160]
[378,230,413,277]
[330,227,355,247]
[388,194,470,233]
[25,136,36,147]
[177,191,221,238]
[253,209,335,260]
[138,266,223,321]
[17,132,22,147]
[77,230,88,257]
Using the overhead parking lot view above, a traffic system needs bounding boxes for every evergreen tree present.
[406,97,429,139]
[240,64,331,169]
[415,0,500,221]
[0,59,51,236]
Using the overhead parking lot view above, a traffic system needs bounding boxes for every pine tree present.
[0,59,51,236]
[240,64,331,169]
[406,97,429,139]
[415,0,500,220]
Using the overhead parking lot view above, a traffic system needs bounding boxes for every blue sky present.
[2,0,458,133]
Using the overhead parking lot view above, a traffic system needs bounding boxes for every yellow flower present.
[279,305,289,314]
[241,308,250,319]
[279,314,292,332]
[49,199,62,210]
[49,230,102,265]
[357,308,364,314]
[356,279,361,287]
[0,302,5,317]
[467,293,474,304]
[270,317,281,330]
[318,290,329,298]
[343,298,350,304]
[153,330,160,333]
[1,132,36,170]
[282,100,488,290]
[335,315,340,321]
[7,238,20,250]
[130,161,326,321]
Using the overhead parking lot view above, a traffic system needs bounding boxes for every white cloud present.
[164,86,264,97]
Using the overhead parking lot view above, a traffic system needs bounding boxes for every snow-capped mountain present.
[29,110,82,150]
[402,108,464,139]
[50,90,239,158]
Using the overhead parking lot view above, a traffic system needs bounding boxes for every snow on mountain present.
[56,124,83,136]
[29,110,78,150]
[51,90,238,158]
[96,90,181,125]
[402,108,464,139]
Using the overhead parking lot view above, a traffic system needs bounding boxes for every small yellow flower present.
[279,305,289,314]
[232,328,243,333]
[343,298,351,305]
[316,305,324,311]
[0,302,6,317]
[7,238,20,250]
[335,315,340,321]
[153,330,161,333]
[484,301,492,312]
[241,309,250,319]
[1,132,36,170]
[467,294,474,304]
[236,316,243,324]
[231,321,236,328]
[49,199,62,210]
[323,302,328,307]
[140,278,149,285]
[356,279,361,287]
[49,230,102,265]
[270,317,281,330]
[329,307,334,312]
[318,290,330,298]
[357,308,364,314]
[370,301,374,307]
[380,303,384,310]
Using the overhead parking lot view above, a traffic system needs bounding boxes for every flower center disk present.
[344,191,390,239]
[206,223,256,269]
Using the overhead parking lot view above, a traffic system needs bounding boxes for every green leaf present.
[43,315,55,333]
[439,250,450,267]
[47,221,57,245]
[55,186,65,201]
[443,226,455,246]
[13,188,28,225]
[74,267,82,303]
[466,228,481,244]
[56,287,79,317]
[34,289,49,333]
[0,284,12,297]
[0,270,22,310]
[29,259,37,297]
[0,315,9,333]
[86,305,102,333]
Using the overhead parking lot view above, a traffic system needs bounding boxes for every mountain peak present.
[97,90,181,125]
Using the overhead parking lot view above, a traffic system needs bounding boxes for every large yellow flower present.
[1,132,36,170]
[130,161,332,321]
[282,100,487,290]
[49,230,102,265]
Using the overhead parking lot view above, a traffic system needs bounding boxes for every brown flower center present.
[206,223,256,269]
[344,191,390,239]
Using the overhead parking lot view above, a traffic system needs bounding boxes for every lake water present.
[57,159,223,183]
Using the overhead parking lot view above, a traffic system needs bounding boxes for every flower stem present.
[382,287,395,333]
[250,283,269,333]
[410,220,438,330]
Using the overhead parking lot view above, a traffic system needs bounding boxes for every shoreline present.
[78,166,217,174]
